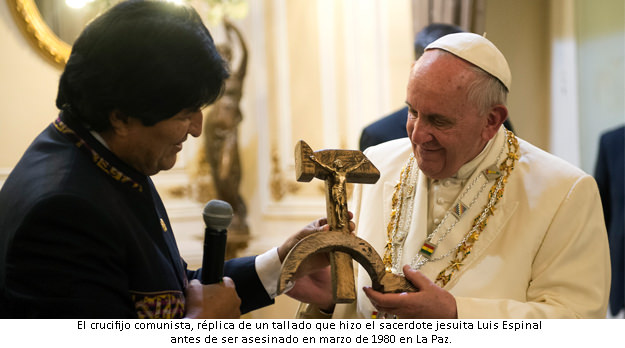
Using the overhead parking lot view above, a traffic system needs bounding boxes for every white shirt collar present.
[89,130,110,150]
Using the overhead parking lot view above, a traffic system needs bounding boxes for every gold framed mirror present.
[7,1,248,68]
[7,0,72,67]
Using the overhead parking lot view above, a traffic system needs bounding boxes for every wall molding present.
[549,0,580,167]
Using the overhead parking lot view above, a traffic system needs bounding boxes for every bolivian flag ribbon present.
[420,241,437,258]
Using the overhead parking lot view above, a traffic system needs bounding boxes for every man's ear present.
[108,110,130,136]
[482,104,508,141]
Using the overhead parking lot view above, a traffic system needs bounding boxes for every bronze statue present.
[203,19,249,257]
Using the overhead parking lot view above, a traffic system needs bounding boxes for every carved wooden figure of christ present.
[281,140,415,304]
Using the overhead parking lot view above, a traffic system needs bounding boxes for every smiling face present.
[405,50,504,179]
[104,108,203,176]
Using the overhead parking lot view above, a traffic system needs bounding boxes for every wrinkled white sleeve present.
[254,247,283,299]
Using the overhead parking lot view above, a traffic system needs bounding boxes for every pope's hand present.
[184,278,241,318]
[286,265,334,312]
[363,265,457,319]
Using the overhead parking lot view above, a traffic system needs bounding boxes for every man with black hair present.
[0,0,330,319]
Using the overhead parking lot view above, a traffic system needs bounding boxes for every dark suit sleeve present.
[224,256,274,314]
[594,128,625,315]
[4,195,136,318]
[594,135,611,231]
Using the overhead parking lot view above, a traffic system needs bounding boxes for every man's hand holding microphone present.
[185,200,240,319]
[184,200,351,318]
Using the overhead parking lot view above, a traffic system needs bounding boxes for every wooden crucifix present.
[294,140,380,302]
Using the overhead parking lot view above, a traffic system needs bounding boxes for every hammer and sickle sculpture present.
[277,141,416,304]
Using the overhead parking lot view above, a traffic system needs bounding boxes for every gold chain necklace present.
[383,130,519,286]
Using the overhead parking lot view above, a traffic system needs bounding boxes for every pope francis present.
[297,33,610,319]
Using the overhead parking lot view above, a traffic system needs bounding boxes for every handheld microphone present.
[201,200,233,284]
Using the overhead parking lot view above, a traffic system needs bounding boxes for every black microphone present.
[201,200,233,284]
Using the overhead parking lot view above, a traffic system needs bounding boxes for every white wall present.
[0,1,61,170]
[576,0,625,174]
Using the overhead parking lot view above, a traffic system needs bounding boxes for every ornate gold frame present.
[7,0,71,67]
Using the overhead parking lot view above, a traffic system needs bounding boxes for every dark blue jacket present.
[595,125,625,316]
[359,107,409,151]
[0,113,271,318]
